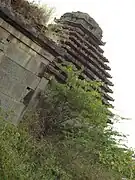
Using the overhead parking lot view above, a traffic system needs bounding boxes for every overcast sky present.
[37,0,135,148]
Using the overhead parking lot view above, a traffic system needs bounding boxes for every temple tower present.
[50,12,114,106]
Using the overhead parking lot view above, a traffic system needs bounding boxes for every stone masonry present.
[0,18,52,123]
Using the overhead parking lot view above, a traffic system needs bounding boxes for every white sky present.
[38,0,135,148]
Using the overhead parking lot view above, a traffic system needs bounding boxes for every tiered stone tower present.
[49,12,114,106]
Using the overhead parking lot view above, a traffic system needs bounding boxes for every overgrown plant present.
[1,0,55,30]
[0,64,135,179]
[24,63,135,179]
[0,109,67,180]
[46,23,69,43]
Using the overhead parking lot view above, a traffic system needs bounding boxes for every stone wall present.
[0,17,55,123]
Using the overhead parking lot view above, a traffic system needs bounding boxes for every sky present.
[37,0,135,147]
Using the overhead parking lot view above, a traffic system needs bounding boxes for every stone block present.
[5,43,31,67]
[0,68,29,101]
[0,91,14,110]
[0,91,25,124]
[0,69,14,96]
[29,77,40,90]
[38,78,49,90]
[1,20,13,34]
[18,42,36,56]
[25,54,49,75]
[6,34,18,44]
[31,43,42,53]
[0,42,5,51]
[0,18,4,25]
[18,36,42,55]
[10,82,27,101]
[0,51,4,63]
[1,19,30,43]
[1,21,27,43]
[19,34,33,48]
[10,28,21,40]
[0,27,10,41]
[0,56,40,89]
[1,21,21,40]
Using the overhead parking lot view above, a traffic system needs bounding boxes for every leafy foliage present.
[0,109,66,180]
[0,64,135,179]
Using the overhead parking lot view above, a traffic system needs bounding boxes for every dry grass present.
[1,0,55,30]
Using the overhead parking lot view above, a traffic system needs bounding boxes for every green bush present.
[0,64,135,179]
[0,112,67,180]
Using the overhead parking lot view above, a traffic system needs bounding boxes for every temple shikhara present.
[48,12,114,107]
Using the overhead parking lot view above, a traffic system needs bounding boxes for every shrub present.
[22,64,135,179]
[0,64,135,179]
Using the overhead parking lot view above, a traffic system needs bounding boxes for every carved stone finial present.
[59,11,103,41]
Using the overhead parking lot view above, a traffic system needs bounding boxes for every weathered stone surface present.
[25,55,48,75]
[0,56,39,85]
[0,91,25,124]
[0,41,5,51]
[0,16,55,123]
[0,56,41,100]
[38,78,49,90]
[5,44,31,66]
[0,27,10,41]
[0,20,56,62]
[57,11,103,42]
[0,51,4,62]
[0,17,3,25]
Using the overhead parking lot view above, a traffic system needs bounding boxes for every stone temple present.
[0,2,114,123]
